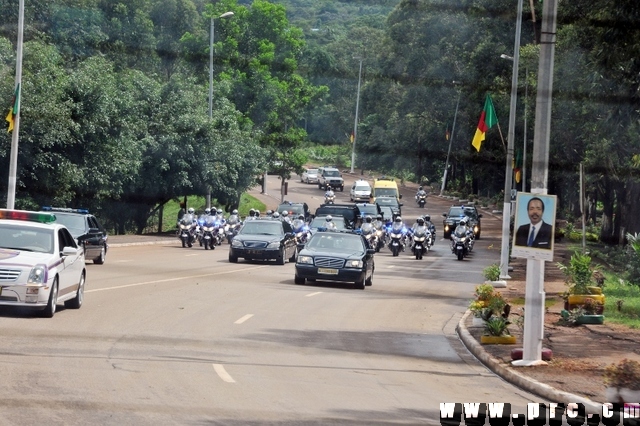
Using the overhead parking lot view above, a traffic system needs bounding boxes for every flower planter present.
[567,294,605,305]
[575,314,604,325]
[484,280,507,288]
[480,335,517,345]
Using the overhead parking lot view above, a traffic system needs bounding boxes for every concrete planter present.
[575,314,605,325]
[480,335,517,344]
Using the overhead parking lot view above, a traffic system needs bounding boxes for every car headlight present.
[474,226,479,233]
[231,240,243,248]
[345,259,364,268]
[444,225,450,232]
[267,241,281,248]
[27,264,47,284]
[297,255,313,264]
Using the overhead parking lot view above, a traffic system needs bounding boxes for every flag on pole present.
[5,83,19,133]
[350,131,354,143]
[471,95,498,152]
[513,148,523,183]
[445,125,450,141]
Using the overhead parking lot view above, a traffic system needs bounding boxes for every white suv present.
[318,167,344,191]
[350,180,372,202]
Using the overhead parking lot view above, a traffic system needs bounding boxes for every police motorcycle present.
[225,209,242,244]
[213,209,226,245]
[360,216,379,251]
[292,215,311,251]
[178,208,198,248]
[415,187,427,208]
[423,214,436,244]
[372,215,386,252]
[450,218,472,261]
[411,217,431,260]
[324,185,336,204]
[387,216,409,257]
[199,209,218,250]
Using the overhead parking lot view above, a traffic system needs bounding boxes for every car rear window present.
[51,214,86,236]
[240,221,284,236]
[374,188,397,197]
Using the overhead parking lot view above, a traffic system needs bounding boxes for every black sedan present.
[229,218,297,264]
[442,205,483,239]
[294,231,375,289]
[41,206,109,264]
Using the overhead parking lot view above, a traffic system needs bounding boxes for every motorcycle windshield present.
[454,228,467,238]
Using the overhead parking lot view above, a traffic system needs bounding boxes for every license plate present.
[318,268,338,275]
[245,250,260,255]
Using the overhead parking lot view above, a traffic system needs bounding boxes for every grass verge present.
[603,275,640,329]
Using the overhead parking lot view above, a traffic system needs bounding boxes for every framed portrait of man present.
[511,192,557,261]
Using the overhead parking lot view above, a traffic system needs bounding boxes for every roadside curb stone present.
[456,310,604,413]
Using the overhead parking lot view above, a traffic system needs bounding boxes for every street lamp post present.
[208,11,234,208]
[350,57,363,174]
[498,0,524,280]
[6,0,24,209]
[440,81,462,196]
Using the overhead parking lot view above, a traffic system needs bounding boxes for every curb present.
[108,239,177,248]
[456,310,604,413]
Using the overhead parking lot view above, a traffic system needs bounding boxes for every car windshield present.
[358,205,378,216]
[239,221,284,236]
[355,185,370,191]
[448,207,477,219]
[307,234,364,252]
[51,214,86,237]
[376,197,397,206]
[310,217,345,229]
[380,206,393,220]
[375,188,396,197]
[278,205,304,215]
[324,170,340,177]
[307,169,318,174]
[0,225,54,254]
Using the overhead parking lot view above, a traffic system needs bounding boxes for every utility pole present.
[6,0,24,209]
[440,83,462,196]
[512,0,559,367]
[350,58,363,174]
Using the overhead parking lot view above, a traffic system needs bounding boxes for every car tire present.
[365,274,373,286]
[288,247,297,263]
[228,253,238,263]
[41,278,59,318]
[476,232,481,240]
[94,246,106,264]
[65,272,85,309]
[276,249,286,265]
[354,278,365,290]
[294,274,305,285]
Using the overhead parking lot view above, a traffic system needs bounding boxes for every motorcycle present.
[416,194,427,208]
[294,224,311,251]
[225,222,241,244]
[324,193,335,204]
[450,228,471,261]
[411,227,430,260]
[388,226,408,257]
[178,214,198,248]
[200,216,218,250]
[360,224,378,252]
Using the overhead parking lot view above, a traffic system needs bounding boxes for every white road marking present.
[388,265,395,268]
[85,265,268,293]
[234,314,254,324]
[305,292,323,297]
[185,254,199,257]
[212,364,235,383]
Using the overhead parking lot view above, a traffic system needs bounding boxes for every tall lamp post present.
[208,11,234,208]
[6,0,24,209]
[350,57,363,174]
[498,0,524,280]
[440,81,462,196]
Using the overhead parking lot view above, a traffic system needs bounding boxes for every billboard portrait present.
[511,192,557,262]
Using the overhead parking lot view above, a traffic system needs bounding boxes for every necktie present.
[527,226,536,246]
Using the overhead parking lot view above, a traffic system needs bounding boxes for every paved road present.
[0,175,549,425]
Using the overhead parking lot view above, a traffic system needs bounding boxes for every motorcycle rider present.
[423,214,436,243]
[324,184,335,203]
[248,209,257,220]
[451,217,472,253]
[272,211,281,219]
[390,216,407,250]
[281,210,292,224]
[227,209,240,225]
[292,214,306,232]
[324,215,337,230]
[415,186,428,205]
[361,215,375,235]
[265,209,273,218]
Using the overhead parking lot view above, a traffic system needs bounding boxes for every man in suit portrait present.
[515,197,553,249]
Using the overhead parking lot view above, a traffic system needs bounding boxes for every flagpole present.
[499,0,524,280]
[440,84,461,196]
[6,0,24,210]
[350,57,363,174]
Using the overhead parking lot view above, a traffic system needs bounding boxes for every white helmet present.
[188,208,195,214]
[325,215,333,222]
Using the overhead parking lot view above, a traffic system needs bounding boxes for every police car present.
[0,209,86,317]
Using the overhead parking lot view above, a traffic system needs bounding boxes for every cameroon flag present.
[471,95,498,152]
[5,84,19,133]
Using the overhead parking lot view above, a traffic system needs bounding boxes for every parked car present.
[350,179,372,202]
[0,209,86,317]
[442,205,483,239]
[294,230,375,289]
[229,218,297,264]
[41,206,109,264]
[300,168,319,184]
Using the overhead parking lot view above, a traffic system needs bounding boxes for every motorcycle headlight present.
[297,255,313,264]
[415,237,425,242]
[391,233,401,238]
[474,226,479,233]
[28,264,47,284]
[180,224,188,230]
[345,259,363,268]
[267,241,281,248]
[296,232,303,238]
[444,225,450,232]
[231,240,243,248]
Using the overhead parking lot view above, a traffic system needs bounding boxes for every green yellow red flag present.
[471,95,498,152]
[5,83,19,133]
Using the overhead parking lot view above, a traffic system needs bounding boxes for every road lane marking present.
[212,364,235,383]
[305,292,323,297]
[234,314,254,324]
[85,265,268,293]
[185,254,199,257]
[388,265,395,268]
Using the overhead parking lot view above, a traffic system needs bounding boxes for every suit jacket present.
[515,221,553,249]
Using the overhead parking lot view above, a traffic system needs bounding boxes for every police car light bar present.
[41,206,89,214]
[0,209,57,224]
